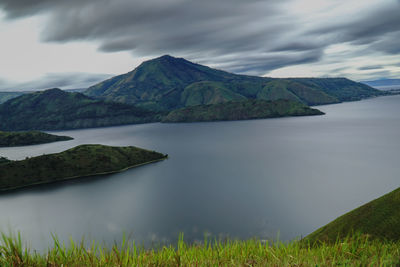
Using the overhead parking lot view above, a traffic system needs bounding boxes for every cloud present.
[308,2,400,55]
[358,65,383,71]
[0,0,316,76]
[0,72,112,92]
[0,0,399,78]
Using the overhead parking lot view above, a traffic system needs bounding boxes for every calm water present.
[0,95,399,249]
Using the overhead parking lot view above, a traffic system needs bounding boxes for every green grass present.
[0,144,167,191]
[0,233,399,266]
[306,187,400,244]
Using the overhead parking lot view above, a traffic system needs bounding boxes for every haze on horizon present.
[0,0,399,91]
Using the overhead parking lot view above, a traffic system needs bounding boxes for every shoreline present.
[0,155,168,193]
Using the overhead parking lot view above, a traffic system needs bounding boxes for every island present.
[162,99,324,123]
[0,130,73,147]
[0,144,167,191]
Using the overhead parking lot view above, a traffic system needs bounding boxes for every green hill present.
[163,99,324,123]
[0,144,167,191]
[0,131,73,147]
[85,55,382,110]
[306,187,400,243]
[0,88,160,131]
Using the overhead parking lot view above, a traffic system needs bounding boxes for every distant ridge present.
[85,55,383,111]
[361,79,400,90]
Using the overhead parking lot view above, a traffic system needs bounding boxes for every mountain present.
[0,131,73,147]
[85,55,383,111]
[306,187,400,243]
[0,88,159,131]
[0,144,167,191]
[163,99,324,123]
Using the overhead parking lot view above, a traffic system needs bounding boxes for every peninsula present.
[163,99,324,123]
[0,131,73,147]
[0,144,167,191]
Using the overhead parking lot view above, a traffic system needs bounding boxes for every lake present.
[0,95,399,249]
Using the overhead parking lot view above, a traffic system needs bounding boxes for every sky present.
[0,0,399,91]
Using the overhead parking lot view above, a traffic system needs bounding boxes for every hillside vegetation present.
[0,144,167,191]
[0,131,72,147]
[306,187,400,243]
[85,55,383,111]
[0,88,159,131]
[289,78,384,101]
[163,99,323,122]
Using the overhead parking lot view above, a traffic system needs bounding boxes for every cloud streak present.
[0,0,399,80]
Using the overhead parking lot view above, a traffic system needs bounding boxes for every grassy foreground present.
[0,233,399,266]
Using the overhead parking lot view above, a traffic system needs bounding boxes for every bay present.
[0,95,399,249]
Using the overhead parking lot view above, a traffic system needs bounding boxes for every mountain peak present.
[159,54,175,60]
[148,54,188,65]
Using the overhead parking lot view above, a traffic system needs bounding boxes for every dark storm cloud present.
[0,73,112,92]
[1,0,399,75]
[309,2,400,55]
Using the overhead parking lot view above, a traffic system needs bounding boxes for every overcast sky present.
[0,0,399,91]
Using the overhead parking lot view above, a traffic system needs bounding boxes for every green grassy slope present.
[0,144,167,191]
[85,55,382,111]
[0,88,159,131]
[306,187,400,243]
[289,78,384,101]
[181,81,247,106]
[163,99,324,123]
[0,131,73,147]
[256,80,301,102]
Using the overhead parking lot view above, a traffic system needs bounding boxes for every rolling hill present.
[85,55,383,111]
[306,187,400,243]
[0,88,159,131]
